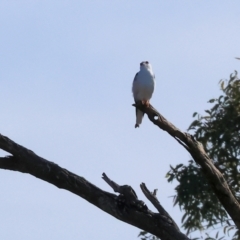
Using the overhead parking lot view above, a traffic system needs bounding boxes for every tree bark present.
[0,133,189,240]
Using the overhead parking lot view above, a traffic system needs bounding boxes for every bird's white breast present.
[133,69,155,101]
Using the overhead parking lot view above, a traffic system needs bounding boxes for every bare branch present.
[0,134,190,240]
[134,103,240,230]
[140,183,179,230]
[102,172,121,193]
[102,173,140,206]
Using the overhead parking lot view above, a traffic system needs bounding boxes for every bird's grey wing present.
[153,74,156,92]
[132,72,144,128]
[132,73,140,102]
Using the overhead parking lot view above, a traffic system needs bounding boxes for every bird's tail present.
[135,109,144,128]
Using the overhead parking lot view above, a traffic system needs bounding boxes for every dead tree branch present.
[0,134,189,240]
[133,103,240,230]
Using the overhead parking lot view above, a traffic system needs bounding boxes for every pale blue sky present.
[0,1,240,240]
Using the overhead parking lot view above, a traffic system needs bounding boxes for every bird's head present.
[140,61,152,71]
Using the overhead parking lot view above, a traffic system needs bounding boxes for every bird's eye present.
[145,61,149,64]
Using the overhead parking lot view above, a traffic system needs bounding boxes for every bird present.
[132,61,155,128]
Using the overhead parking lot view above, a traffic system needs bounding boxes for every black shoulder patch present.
[133,73,138,81]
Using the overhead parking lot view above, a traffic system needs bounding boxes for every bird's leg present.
[145,100,150,107]
[141,100,150,107]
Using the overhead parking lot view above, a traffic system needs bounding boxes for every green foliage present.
[167,71,240,238]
